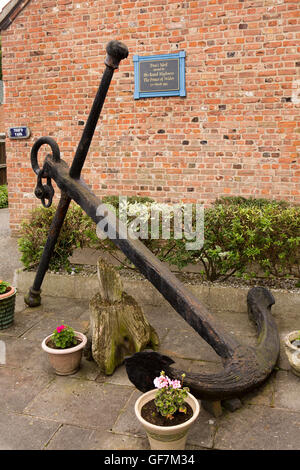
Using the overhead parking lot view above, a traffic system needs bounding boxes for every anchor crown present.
[105,40,129,69]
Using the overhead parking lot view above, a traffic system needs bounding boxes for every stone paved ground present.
[0,208,300,450]
[0,208,22,284]
[0,292,299,451]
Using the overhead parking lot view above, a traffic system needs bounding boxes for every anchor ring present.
[31,136,61,176]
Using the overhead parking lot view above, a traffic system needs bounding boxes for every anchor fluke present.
[124,287,280,403]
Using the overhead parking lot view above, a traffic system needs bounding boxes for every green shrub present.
[253,204,300,278]
[214,195,289,209]
[0,185,8,208]
[152,201,300,280]
[18,203,95,272]
[18,197,300,280]
[17,196,154,272]
[96,196,300,280]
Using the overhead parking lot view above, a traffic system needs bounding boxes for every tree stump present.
[89,258,159,375]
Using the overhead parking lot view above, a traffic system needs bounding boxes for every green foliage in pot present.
[51,324,77,349]
[0,280,10,294]
[153,371,189,420]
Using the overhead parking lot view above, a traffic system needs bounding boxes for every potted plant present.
[0,280,16,330]
[135,371,200,450]
[284,331,300,377]
[42,323,87,375]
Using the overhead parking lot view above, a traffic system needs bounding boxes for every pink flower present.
[170,379,181,389]
[153,375,170,389]
[56,325,66,333]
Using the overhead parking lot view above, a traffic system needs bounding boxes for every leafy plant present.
[17,197,155,272]
[214,195,289,209]
[18,203,95,272]
[51,324,77,349]
[0,280,10,294]
[0,185,8,208]
[153,371,189,420]
[155,200,300,281]
[18,196,300,281]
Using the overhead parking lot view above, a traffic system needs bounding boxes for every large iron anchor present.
[25,41,279,412]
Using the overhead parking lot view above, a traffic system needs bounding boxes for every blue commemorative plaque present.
[133,52,186,99]
[8,126,31,139]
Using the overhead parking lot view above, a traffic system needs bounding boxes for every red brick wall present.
[2,0,300,234]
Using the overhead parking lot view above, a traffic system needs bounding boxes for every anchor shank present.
[69,66,114,179]
[46,157,240,359]
[69,40,128,179]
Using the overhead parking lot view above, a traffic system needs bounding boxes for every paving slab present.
[273,311,300,334]
[142,304,175,340]
[145,304,221,362]
[0,336,49,370]
[242,371,276,407]
[160,327,222,363]
[0,367,52,413]
[0,208,22,284]
[0,295,88,341]
[0,208,10,237]
[24,376,134,430]
[158,309,258,363]
[0,334,100,380]
[46,424,149,450]
[38,296,90,318]
[0,305,43,338]
[274,370,300,412]
[0,411,60,450]
[214,405,300,450]
[96,363,136,387]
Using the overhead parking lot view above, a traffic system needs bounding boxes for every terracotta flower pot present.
[284,331,300,377]
[0,286,16,330]
[135,389,200,450]
[42,331,87,375]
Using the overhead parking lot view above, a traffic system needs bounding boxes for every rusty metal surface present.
[25,40,280,402]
